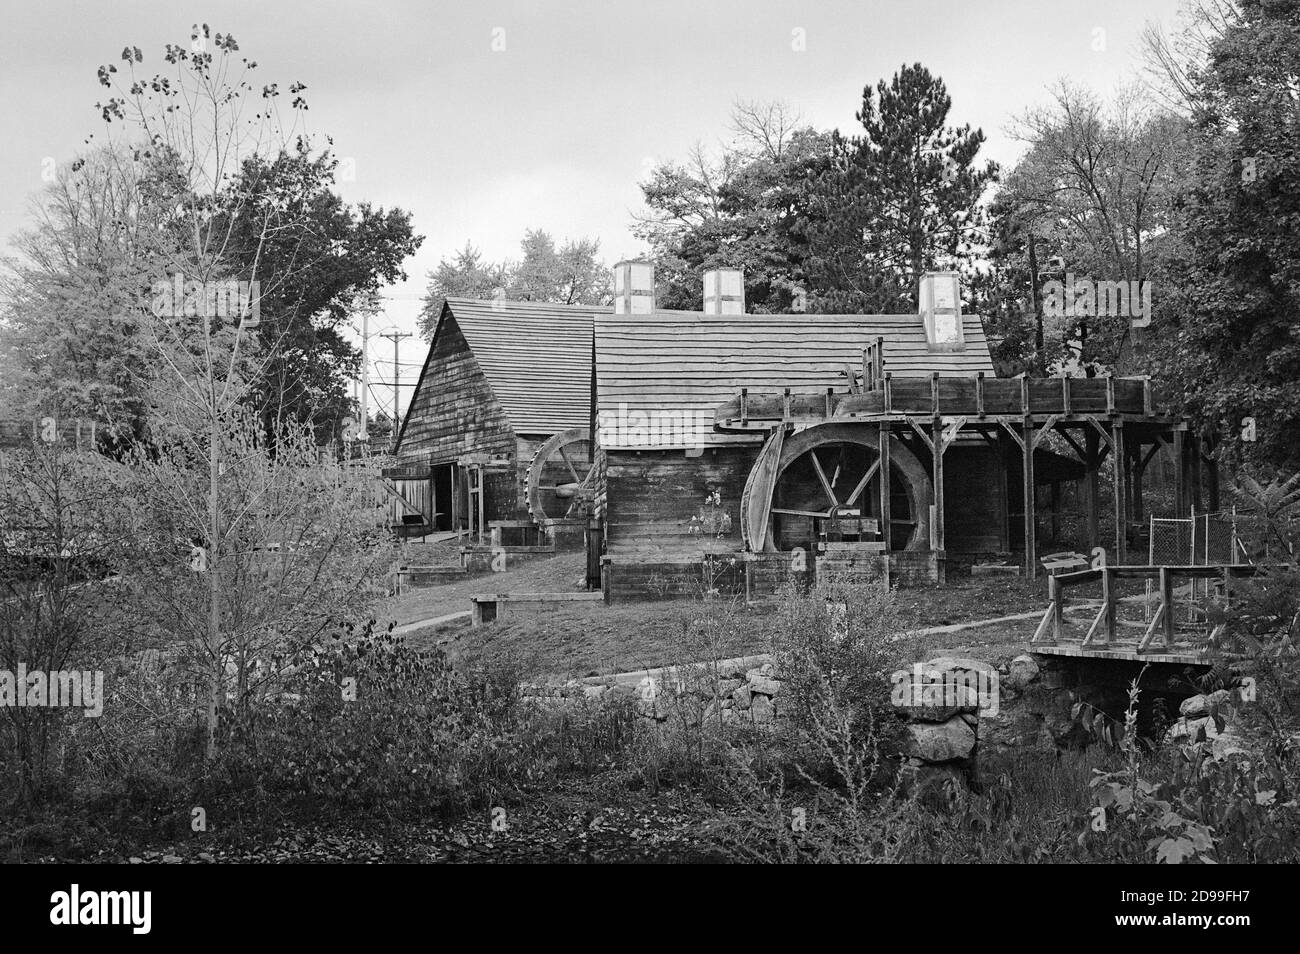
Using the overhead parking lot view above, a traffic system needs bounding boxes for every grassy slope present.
[391,548,1052,680]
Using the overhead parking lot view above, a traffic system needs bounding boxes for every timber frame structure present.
[394,271,1209,601]
[715,357,1208,580]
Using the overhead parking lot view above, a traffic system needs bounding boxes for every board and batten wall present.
[397,312,520,522]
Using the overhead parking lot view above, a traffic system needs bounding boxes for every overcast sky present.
[0,0,1186,418]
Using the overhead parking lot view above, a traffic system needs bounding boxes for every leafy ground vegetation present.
[5,478,1299,862]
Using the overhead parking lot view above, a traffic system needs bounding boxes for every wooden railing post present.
[1050,573,1063,641]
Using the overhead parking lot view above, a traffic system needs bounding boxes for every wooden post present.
[932,416,945,556]
[586,515,603,591]
[976,371,985,418]
[878,424,892,552]
[883,372,893,414]
[1102,566,1116,645]
[1191,432,1204,514]
[1207,440,1221,512]
[1172,428,1187,518]
[1132,444,1145,529]
[740,388,748,426]
[862,349,871,394]
[1062,374,1072,416]
[1022,377,1037,578]
[1112,421,1127,565]
[930,371,940,418]
[1086,428,1100,549]
[1049,573,1064,641]
[874,336,885,383]
[1160,566,1175,648]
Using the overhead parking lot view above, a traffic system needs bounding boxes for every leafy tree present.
[0,148,171,448]
[220,143,422,442]
[1149,0,1300,470]
[418,231,608,338]
[633,101,832,312]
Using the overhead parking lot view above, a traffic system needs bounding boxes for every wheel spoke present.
[558,446,582,484]
[845,458,881,507]
[809,450,838,508]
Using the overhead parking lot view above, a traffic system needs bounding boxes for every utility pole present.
[380,331,411,434]
[359,309,370,440]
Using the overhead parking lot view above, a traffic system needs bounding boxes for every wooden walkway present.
[1029,563,1267,664]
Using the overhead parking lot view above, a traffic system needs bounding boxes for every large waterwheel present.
[525,427,597,528]
[741,423,931,552]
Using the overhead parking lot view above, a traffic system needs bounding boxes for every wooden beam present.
[1172,428,1187,518]
[1112,421,1127,565]
[1101,566,1116,644]
[878,424,892,552]
[932,416,945,554]
[1032,602,1056,643]
[1022,376,1037,578]
[1032,415,1063,449]
[1138,603,1166,653]
[1057,427,1088,461]
[809,449,837,508]
[845,458,881,507]
[905,417,934,452]
[1160,565,1175,648]
[999,419,1025,451]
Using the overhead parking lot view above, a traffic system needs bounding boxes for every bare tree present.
[1140,0,1240,119]
[730,98,802,161]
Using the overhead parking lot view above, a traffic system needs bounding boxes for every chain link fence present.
[1145,508,1242,622]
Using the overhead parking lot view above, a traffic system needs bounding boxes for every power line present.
[378,331,412,433]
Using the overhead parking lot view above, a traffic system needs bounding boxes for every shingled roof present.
[595,310,995,448]
[413,297,598,436]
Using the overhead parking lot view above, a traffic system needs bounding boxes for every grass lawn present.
[394,552,1054,680]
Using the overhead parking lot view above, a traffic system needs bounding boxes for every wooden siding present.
[604,448,753,561]
[595,312,995,449]
[396,308,516,466]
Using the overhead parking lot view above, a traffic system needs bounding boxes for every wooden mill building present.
[392,297,600,541]
[396,264,1209,600]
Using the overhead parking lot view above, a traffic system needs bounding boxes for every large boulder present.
[1179,689,1232,719]
[750,694,776,725]
[1004,655,1040,691]
[893,680,981,723]
[904,716,976,762]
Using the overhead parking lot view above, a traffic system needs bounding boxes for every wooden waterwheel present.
[526,427,598,527]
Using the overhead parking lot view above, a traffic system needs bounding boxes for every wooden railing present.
[1031,563,1269,654]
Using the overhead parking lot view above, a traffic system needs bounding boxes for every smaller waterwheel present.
[526,427,597,527]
